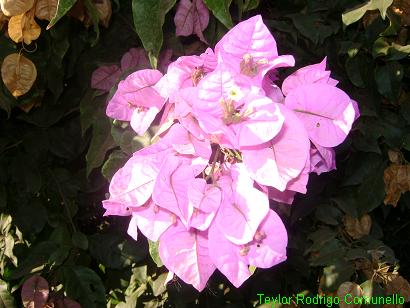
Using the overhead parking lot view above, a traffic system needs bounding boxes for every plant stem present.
[206,147,221,182]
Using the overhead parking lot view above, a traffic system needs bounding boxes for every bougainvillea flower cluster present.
[102,15,359,291]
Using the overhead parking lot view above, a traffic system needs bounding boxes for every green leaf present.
[47,0,78,29]
[375,62,403,101]
[0,280,16,308]
[148,240,163,267]
[243,0,259,11]
[204,0,233,29]
[0,185,6,209]
[72,231,89,250]
[84,0,101,46]
[321,260,355,292]
[132,0,176,63]
[89,233,148,269]
[101,150,129,181]
[342,0,393,26]
[86,116,116,176]
[150,272,168,296]
[315,204,343,225]
[356,158,387,214]
[63,266,106,308]
[10,242,59,280]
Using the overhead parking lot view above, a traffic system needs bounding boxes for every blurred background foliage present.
[0,0,410,307]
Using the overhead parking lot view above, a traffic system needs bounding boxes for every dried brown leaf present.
[0,9,8,29]
[343,214,372,239]
[35,0,58,21]
[384,164,410,207]
[388,150,403,164]
[1,53,37,97]
[392,0,410,26]
[386,276,410,302]
[337,282,363,308]
[0,0,34,17]
[94,0,111,28]
[8,9,40,44]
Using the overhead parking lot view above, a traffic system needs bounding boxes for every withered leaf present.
[8,10,41,44]
[385,275,410,302]
[1,53,37,97]
[384,164,410,207]
[35,0,58,21]
[392,0,410,26]
[337,282,363,308]
[0,9,7,29]
[343,214,372,239]
[0,0,34,17]
[94,0,112,28]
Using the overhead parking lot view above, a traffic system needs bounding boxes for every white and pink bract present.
[102,15,359,291]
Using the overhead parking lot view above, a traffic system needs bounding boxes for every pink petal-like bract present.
[120,48,150,72]
[284,83,355,147]
[246,210,287,268]
[159,220,216,291]
[91,65,121,92]
[106,69,165,122]
[107,155,159,207]
[242,105,310,191]
[215,165,269,245]
[208,223,251,287]
[215,15,278,70]
[127,200,174,242]
[152,156,195,226]
[130,106,160,135]
[100,14,359,291]
[281,57,335,96]
[234,96,284,148]
[174,0,209,43]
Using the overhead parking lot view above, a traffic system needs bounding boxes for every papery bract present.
[246,210,287,268]
[174,0,209,43]
[281,58,338,96]
[127,200,174,242]
[242,105,310,191]
[159,220,216,291]
[284,83,355,147]
[234,96,284,148]
[152,156,195,226]
[101,14,360,292]
[106,69,164,124]
[215,166,269,245]
[91,64,121,92]
[215,15,278,70]
[208,222,251,287]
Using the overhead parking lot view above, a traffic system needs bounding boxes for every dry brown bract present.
[1,53,37,97]
[0,0,34,17]
[35,0,58,21]
[8,8,41,44]
[343,214,372,239]
[94,0,112,28]
[337,282,363,308]
[384,164,410,207]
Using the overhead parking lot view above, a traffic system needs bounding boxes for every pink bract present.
[102,15,359,291]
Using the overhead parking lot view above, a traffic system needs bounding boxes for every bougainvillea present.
[102,15,359,291]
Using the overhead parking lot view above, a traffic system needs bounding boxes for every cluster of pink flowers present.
[102,15,359,291]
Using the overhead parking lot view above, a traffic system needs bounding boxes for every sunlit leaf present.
[47,0,77,29]
[132,0,176,65]
[203,0,232,28]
